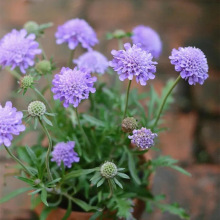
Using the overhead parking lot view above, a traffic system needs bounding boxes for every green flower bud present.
[113,29,126,39]
[24,21,39,34]
[101,162,117,179]
[20,75,34,90]
[36,60,51,74]
[121,117,137,133]
[28,101,46,117]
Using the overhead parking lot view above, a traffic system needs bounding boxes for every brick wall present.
[0,0,219,219]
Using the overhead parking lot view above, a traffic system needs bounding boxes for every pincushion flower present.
[128,127,157,150]
[55,18,98,50]
[51,67,97,108]
[169,46,209,85]
[51,141,79,168]
[74,50,108,74]
[132,25,162,59]
[0,101,25,147]
[0,29,41,74]
[109,43,157,86]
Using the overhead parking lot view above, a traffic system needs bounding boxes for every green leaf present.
[89,211,102,220]
[114,177,123,189]
[157,203,190,220]
[47,178,61,186]
[43,115,53,126]
[41,188,48,206]
[40,207,54,220]
[82,114,105,127]
[117,172,130,179]
[97,178,105,187]
[90,172,102,185]
[171,165,191,177]
[25,145,38,166]
[64,168,97,180]
[70,197,99,212]
[15,176,34,185]
[128,153,141,185]
[0,187,32,203]
[62,199,72,220]
[31,195,42,210]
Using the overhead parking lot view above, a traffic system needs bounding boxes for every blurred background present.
[0,0,219,219]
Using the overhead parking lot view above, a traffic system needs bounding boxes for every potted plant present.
[0,19,208,220]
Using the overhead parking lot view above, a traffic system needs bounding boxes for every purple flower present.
[0,101,25,147]
[51,67,97,108]
[55,18,98,50]
[128,127,157,150]
[109,43,157,86]
[132,25,162,59]
[0,29,41,74]
[51,141,79,168]
[74,50,108,75]
[169,46,209,85]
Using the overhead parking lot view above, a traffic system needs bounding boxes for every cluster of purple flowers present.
[55,18,98,50]
[0,29,41,74]
[109,43,157,86]
[169,46,209,85]
[51,141,79,168]
[0,102,25,147]
[128,127,157,150]
[51,67,97,108]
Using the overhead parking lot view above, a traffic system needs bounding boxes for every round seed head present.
[24,21,39,34]
[122,117,137,133]
[20,75,34,90]
[101,162,117,179]
[28,101,46,117]
[36,60,51,74]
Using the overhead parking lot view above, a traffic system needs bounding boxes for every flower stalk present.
[123,80,132,118]
[153,75,182,129]
[39,119,53,181]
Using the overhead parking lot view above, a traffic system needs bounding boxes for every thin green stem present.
[4,146,31,175]
[5,67,21,80]
[123,80,132,118]
[39,119,53,181]
[75,108,90,148]
[108,179,113,198]
[34,88,52,112]
[68,50,75,67]
[153,75,182,129]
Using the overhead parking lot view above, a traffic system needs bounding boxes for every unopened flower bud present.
[24,21,39,34]
[20,75,34,90]
[113,29,126,39]
[28,101,46,117]
[34,179,41,185]
[36,60,51,74]
[121,117,137,133]
[101,162,117,179]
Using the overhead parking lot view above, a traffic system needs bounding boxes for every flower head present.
[28,101,46,117]
[74,50,108,75]
[51,141,79,168]
[52,67,97,108]
[20,75,34,90]
[0,29,41,74]
[109,43,157,86]
[169,47,209,85]
[132,25,162,59]
[101,162,118,179]
[121,117,137,133]
[55,18,98,50]
[128,127,157,150]
[0,101,25,147]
